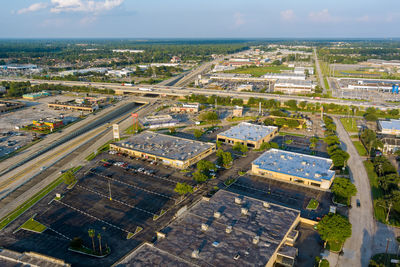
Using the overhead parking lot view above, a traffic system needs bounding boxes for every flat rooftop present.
[218,122,278,142]
[379,119,400,131]
[252,149,335,182]
[154,190,300,266]
[112,131,215,161]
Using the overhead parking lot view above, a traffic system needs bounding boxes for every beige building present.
[217,122,278,149]
[232,106,243,117]
[378,119,400,136]
[170,103,200,114]
[110,131,215,169]
[251,149,335,190]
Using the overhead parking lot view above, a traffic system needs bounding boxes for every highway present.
[314,47,327,95]
[1,78,396,110]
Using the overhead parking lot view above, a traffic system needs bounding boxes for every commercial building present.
[170,103,200,113]
[263,73,306,81]
[274,79,315,94]
[251,149,335,190]
[380,135,400,154]
[32,118,63,131]
[217,122,278,149]
[140,115,180,129]
[294,67,314,75]
[378,119,400,136]
[237,84,254,91]
[22,91,51,100]
[110,131,216,169]
[232,106,243,117]
[0,248,70,267]
[115,190,300,267]
[0,100,25,113]
[48,101,98,112]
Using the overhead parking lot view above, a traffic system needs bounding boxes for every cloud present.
[234,12,245,26]
[50,0,124,13]
[280,9,295,22]
[308,9,341,23]
[17,0,124,15]
[17,2,48,14]
[356,15,370,22]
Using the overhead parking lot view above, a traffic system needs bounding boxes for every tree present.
[377,173,400,192]
[169,127,176,134]
[193,170,208,183]
[316,214,352,243]
[264,118,275,126]
[260,142,271,151]
[364,113,378,121]
[216,140,222,148]
[88,229,96,252]
[197,160,216,175]
[200,111,218,122]
[269,142,279,149]
[97,233,102,255]
[324,136,340,146]
[233,142,248,154]
[299,101,307,110]
[330,150,350,168]
[70,237,83,249]
[285,100,298,110]
[216,149,233,167]
[361,129,378,156]
[64,171,76,185]
[174,182,194,195]
[331,177,357,202]
[193,129,203,139]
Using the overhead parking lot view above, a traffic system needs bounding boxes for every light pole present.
[108,180,112,201]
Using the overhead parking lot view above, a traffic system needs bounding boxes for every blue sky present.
[1,0,399,38]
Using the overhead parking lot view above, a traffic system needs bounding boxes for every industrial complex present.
[251,149,335,189]
[116,190,300,267]
[110,131,216,169]
[217,122,278,149]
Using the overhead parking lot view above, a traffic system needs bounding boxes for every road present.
[1,78,395,110]
[0,99,160,221]
[174,57,221,87]
[314,47,327,95]
[328,118,400,266]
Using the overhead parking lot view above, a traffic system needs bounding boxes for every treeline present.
[1,81,114,98]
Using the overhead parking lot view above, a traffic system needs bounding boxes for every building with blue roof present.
[378,119,400,136]
[217,122,278,149]
[251,149,335,189]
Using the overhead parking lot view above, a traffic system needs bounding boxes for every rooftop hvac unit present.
[263,202,270,208]
[191,250,199,258]
[226,225,233,234]
[201,223,209,231]
[241,207,248,215]
[253,236,260,245]
[234,197,242,205]
[214,211,221,219]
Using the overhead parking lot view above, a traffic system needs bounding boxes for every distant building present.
[48,101,98,112]
[0,64,38,71]
[171,56,181,63]
[274,79,315,94]
[110,131,216,169]
[115,190,300,267]
[294,67,314,75]
[237,84,254,91]
[32,118,63,131]
[0,248,70,267]
[22,91,51,100]
[140,115,179,129]
[0,100,25,113]
[217,122,278,149]
[263,73,306,81]
[232,106,243,117]
[380,135,400,154]
[378,119,400,136]
[112,49,144,53]
[106,69,133,77]
[251,149,335,190]
[170,103,200,114]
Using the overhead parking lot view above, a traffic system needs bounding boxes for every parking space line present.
[54,199,130,233]
[89,171,173,199]
[47,227,72,241]
[76,184,156,216]
[232,182,299,202]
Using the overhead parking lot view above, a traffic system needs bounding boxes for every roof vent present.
[241,207,248,215]
[191,250,199,258]
[226,225,232,234]
[214,211,221,219]
[301,161,306,165]
[253,236,260,245]
[263,202,270,208]
[156,232,166,240]
[201,223,209,231]
[235,197,242,205]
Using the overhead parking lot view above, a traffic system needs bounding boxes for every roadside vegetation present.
[316,213,352,253]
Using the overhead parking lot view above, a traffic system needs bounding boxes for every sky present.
[1,0,400,38]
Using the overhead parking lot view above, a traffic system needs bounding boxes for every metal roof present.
[218,122,277,142]
[379,119,400,132]
[252,149,335,182]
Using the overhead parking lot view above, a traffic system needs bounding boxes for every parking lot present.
[227,174,333,220]
[0,151,198,267]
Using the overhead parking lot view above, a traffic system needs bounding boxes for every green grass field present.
[224,65,294,77]
[352,141,368,156]
[306,199,319,210]
[340,118,358,133]
[0,166,81,231]
[19,217,47,233]
[226,116,257,122]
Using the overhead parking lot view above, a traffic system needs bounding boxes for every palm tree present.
[97,233,102,255]
[88,229,95,252]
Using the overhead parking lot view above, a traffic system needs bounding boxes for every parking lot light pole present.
[108,180,112,201]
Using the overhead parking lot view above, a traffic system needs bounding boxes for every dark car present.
[356,199,361,207]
